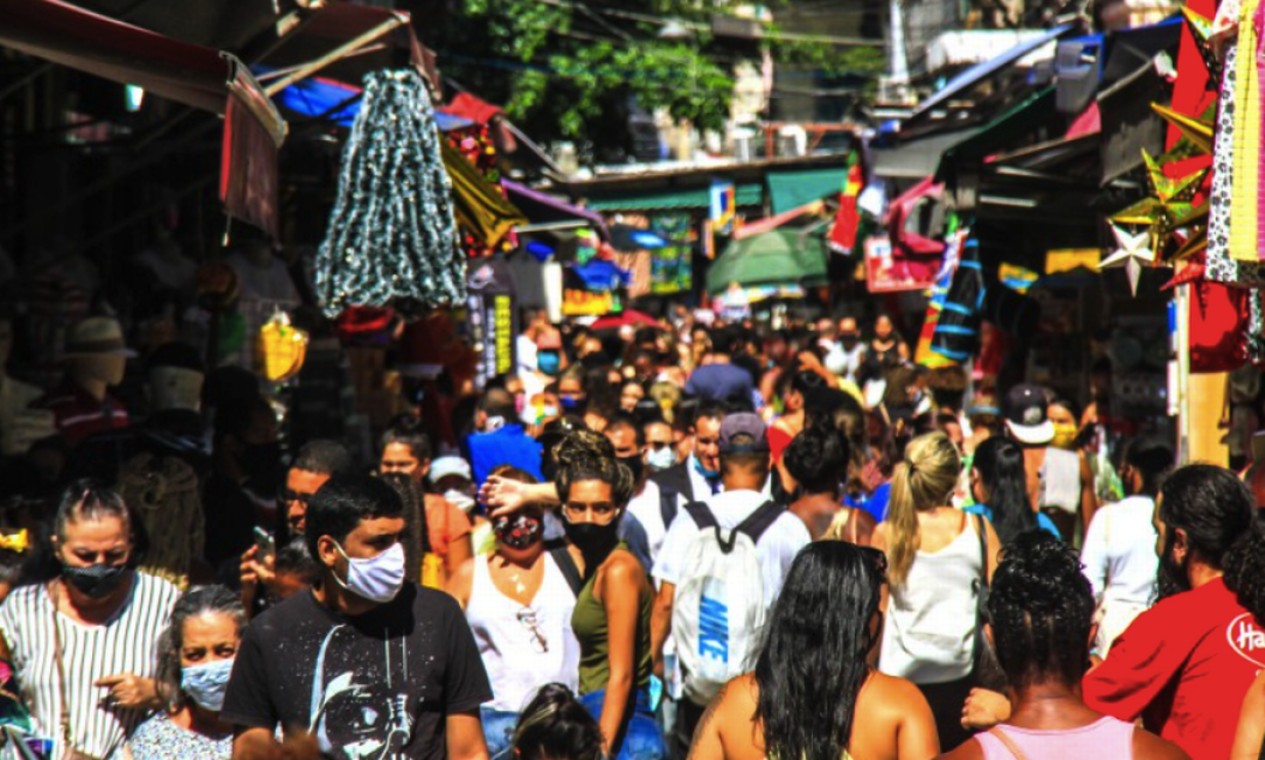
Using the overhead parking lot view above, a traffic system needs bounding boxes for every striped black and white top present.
[0,572,180,759]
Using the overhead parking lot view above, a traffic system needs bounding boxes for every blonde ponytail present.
[884,432,963,586]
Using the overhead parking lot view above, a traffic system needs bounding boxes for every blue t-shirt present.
[845,481,890,523]
[466,424,543,486]
[685,363,755,404]
[962,503,1061,539]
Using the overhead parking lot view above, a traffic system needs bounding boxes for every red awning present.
[0,0,287,236]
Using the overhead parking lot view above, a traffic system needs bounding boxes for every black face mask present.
[62,563,130,599]
[619,455,644,483]
[239,441,283,492]
[562,520,620,563]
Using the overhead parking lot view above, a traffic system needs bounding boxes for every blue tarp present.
[253,66,474,132]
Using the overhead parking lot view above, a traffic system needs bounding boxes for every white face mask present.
[181,657,234,712]
[333,542,406,604]
[646,447,676,472]
[444,489,476,514]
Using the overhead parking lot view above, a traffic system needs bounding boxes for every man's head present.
[605,413,646,486]
[643,420,676,472]
[477,388,518,431]
[1119,436,1174,498]
[213,396,280,489]
[286,440,354,535]
[692,401,726,475]
[718,412,770,491]
[378,417,431,484]
[1002,384,1053,447]
[783,425,849,499]
[306,474,407,607]
[1155,464,1256,599]
[837,317,860,347]
[988,531,1096,690]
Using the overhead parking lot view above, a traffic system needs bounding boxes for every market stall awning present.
[766,167,845,215]
[910,23,1074,121]
[871,129,981,179]
[705,229,828,295]
[587,183,763,211]
[927,28,1067,72]
[0,0,273,115]
[936,86,1058,180]
[503,180,609,237]
[0,0,287,236]
[258,67,474,131]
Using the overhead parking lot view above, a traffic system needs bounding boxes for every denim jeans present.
[579,688,668,760]
[481,707,521,760]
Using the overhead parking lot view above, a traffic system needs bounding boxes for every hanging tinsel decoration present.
[315,69,463,316]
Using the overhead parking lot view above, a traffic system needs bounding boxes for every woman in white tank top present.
[873,432,1001,751]
[448,501,580,758]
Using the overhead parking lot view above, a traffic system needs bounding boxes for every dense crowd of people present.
[1,305,1265,760]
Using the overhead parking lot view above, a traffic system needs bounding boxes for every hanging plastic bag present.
[256,311,309,382]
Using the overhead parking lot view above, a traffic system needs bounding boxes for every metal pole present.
[263,16,406,96]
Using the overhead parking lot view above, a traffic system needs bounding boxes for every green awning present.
[586,183,763,211]
[765,166,846,215]
[705,229,828,294]
[935,86,1058,181]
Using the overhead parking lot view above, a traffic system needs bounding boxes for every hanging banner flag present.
[829,152,865,254]
[710,180,736,234]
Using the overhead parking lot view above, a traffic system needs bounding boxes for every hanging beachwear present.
[931,239,985,363]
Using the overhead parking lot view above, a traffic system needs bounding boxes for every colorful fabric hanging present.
[315,69,464,316]
[829,152,865,253]
[930,239,986,363]
[1230,0,1263,260]
[1190,280,1248,372]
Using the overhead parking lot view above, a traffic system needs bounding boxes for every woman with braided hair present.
[939,532,1185,759]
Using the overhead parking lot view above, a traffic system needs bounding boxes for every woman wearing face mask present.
[555,437,664,760]
[0,481,180,759]
[130,586,245,759]
[447,469,580,758]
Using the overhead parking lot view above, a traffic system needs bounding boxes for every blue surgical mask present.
[181,657,235,711]
[537,351,560,376]
[646,447,676,471]
[693,457,720,480]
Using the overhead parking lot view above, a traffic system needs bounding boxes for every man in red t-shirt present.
[1081,464,1265,760]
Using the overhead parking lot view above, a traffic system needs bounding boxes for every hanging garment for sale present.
[315,69,463,316]
[1190,280,1248,372]
[931,239,986,363]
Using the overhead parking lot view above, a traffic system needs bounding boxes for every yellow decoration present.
[257,312,309,382]
[1046,248,1101,274]
[0,530,29,553]
[1151,103,1214,155]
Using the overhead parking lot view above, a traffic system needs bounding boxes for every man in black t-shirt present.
[222,474,492,760]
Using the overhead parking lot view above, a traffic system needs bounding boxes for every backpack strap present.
[684,501,718,530]
[660,489,680,529]
[545,539,584,597]
[735,500,783,544]
[986,727,1030,760]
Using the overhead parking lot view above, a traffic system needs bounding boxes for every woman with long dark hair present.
[966,437,1060,544]
[688,541,938,760]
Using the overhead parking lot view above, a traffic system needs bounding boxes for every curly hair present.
[784,425,850,497]
[987,531,1095,689]
[755,542,887,760]
[554,431,634,506]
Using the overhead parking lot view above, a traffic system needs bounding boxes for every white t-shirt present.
[1080,495,1159,609]
[626,479,669,564]
[652,489,810,606]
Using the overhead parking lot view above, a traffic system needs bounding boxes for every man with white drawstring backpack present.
[649,412,810,758]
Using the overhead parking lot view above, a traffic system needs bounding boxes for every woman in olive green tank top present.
[557,448,665,760]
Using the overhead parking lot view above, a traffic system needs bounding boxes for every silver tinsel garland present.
[315,69,463,316]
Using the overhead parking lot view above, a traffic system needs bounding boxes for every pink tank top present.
[976,716,1134,760]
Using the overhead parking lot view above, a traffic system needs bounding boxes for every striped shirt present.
[0,573,180,758]
[33,382,130,448]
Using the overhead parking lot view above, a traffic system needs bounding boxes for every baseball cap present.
[1003,384,1054,445]
[428,456,473,484]
[719,412,769,453]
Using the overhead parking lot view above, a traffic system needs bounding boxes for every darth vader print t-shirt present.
[222,584,492,759]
